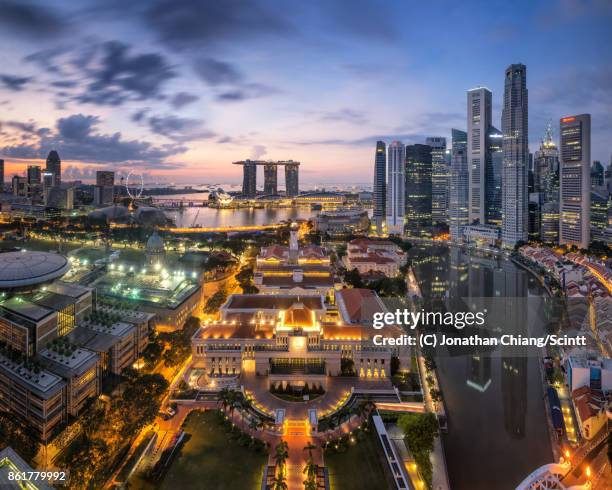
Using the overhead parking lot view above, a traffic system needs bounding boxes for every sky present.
[0,0,610,185]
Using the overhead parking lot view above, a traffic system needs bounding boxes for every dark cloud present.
[76,41,176,106]
[317,109,367,125]
[193,58,242,86]
[147,115,215,142]
[0,75,32,91]
[131,109,149,123]
[216,83,278,102]
[1,113,187,166]
[291,132,430,147]
[0,1,69,39]
[170,92,199,109]
[142,0,290,50]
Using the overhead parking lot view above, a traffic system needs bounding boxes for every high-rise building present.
[405,144,433,236]
[373,141,386,231]
[427,137,448,226]
[12,175,27,197]
[535,124,560,244]
[590,191,609,241]
[467,87,492,225]
[487,127,503,226]
[45,150,61,186]
[449,129,469,242]
[284,163,299,197]
[501,64,528,247]
[93,170,115,206]
[242,161,257,198]
[591,161,604,190]
[27,165,41,185]
[385,141,405,235]
[559,114,591,249]
[605,161,612,197]
[0,159,4,188]
[263,163,278,195]
[96,170,115,187]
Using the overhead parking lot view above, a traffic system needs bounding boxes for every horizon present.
[0,0,611,184]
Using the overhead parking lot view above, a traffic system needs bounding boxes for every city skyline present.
[0,0,610,184]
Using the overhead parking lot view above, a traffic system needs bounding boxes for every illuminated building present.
[345,238,407,277]
[467,87,492,225]
[233,160,300,198]
[560,114,591,249]
[372,141,386,231]
[45,150,61,186]
[449,129,469,242]
[314,208,370,237]
[284,162,299,197]
[501,64,529,247]
[191,289,411,389]
[428,137,448,226]
[0,446,53,489]
[385,141,405,234]
[535,124,560,243]
[405,144,432,236]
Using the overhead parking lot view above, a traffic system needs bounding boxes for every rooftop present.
[0,251,70,289]
[0,351,65,398]
[224,294,325,311]
[0,296,54,323]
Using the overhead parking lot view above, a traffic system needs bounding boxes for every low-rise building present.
[314,208,370,237]
[345,238,407,277]
[463,224,500,247]
[0,446,53,489]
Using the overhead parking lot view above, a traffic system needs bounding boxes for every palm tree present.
[303,442,317,459]
[274,440,289,472]
[303,458,317,490]
[217,388,232,413]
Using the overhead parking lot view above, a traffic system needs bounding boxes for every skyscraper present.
[559,114,591,249]
[535,124,560,244]
[263,163,278,195]
[386,141,405,235]
[27,165,41,185]
[0,159,4,188]
[242,161,257,198]
[487,127,503,226]
[427,137,448,226]
[96,170,115,187]
[501,64,528,247]
[405,144,433,236]
[449,129,469,242]
[467,87,492,225]
[45,150,61,186]
[372,141,386,231]
[591,161,604,190]
[94,170,115,206]
[284,163,299,197]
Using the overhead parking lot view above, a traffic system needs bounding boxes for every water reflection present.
[409,244,552,490]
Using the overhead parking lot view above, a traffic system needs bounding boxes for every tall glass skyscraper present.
[501,64,528,247]
[467,87,492,225]
[427,137,448,226]
[405,144,433,236]
[535,125,560,244]
[45,150,61,186]
[486,127,503,226]
[386,141,405,235]
[449,129,469,242]
[373,141,387,231]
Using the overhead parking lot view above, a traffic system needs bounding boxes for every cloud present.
[216,83,278,102]
[75,41,177,106]
[142,0,290,50]
[0,75,32,91]
[193,58,242,85]
[316,108,368,125]
[250,145,266,159]
[1,114,187,166]
[0,1,69,39]
[170,92,199,109]
[147,115,215,142]
[291,132,430,147]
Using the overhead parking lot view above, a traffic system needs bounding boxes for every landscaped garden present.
[161,410,267,490]
[325,421,397,490]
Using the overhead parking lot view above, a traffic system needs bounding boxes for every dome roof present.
[88,205,130,223]
[0,251,70,289]
[135,206,167,227]
[146,231,164,252]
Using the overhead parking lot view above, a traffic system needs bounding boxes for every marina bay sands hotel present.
[233,160,300,198]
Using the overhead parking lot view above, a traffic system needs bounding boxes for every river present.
[408,243,554,490]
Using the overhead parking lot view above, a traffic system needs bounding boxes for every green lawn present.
[160,410,266,490]
[326,427,397,490]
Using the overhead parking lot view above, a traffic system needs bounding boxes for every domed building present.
[87,205,131,225]
[0,251,70,292]
[134,206,167,228]
[145,230,165,267]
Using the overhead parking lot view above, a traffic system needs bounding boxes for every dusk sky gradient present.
[0,0,610,185]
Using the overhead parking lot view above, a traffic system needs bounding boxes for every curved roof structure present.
[0,251,70,289]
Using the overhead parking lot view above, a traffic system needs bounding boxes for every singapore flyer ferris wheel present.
[124,171,145,201]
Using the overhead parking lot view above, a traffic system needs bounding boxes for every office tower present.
[263,163,278,195]
[0,159,4,188]
[467,87,492,224]
[591,161,604,190]
[427,137,448,226]
[535,124,560,244]
[27,165,41,185]
[449,129,469,242]
[590,191,609,240]
[96,170,115,187]
[605,161,612,196]
[385,141,405,234]
[284,162,299,197]
[487,127,503,226]
[501,64,528,247]
[373,141,386,231]
[405,144,433,236]
[45,186,74,209]
[559,114,591,249]
[242,161,257,197]
[12,175,27,197]
[45,150,61,185]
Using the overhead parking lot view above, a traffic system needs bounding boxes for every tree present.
[0,412,40,463]
[274,440,289,471]
[303,457,317,490]
[343,268,363,288]
[204,289,228,314]
[273,473,288,490]
[398,412,439,488]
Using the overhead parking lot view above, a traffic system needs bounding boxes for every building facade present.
[559,114,591,249]
[385,141,405,234]
[427,137,448,226]
[405,144,433,236]
[45,150,61,186]
[501,64,529,247]
[449,129,469,242]
[373,141,386,231]
[467,87,492,225]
